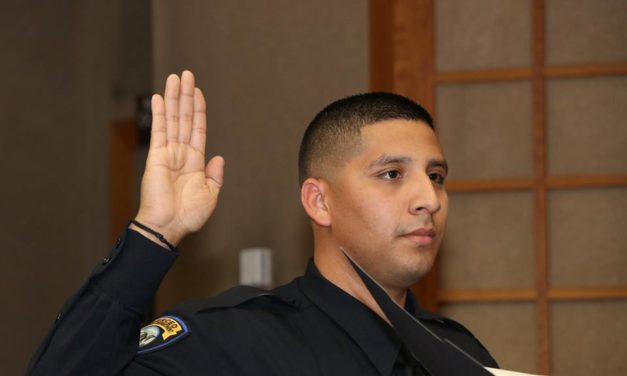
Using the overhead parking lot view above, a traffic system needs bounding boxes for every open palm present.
[135,71,224,246]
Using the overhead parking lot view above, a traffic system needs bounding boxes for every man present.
[27,71,497,375]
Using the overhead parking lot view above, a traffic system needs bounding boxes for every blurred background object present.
[239,247,273,289]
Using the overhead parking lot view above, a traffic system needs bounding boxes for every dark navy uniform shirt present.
[28,228,497,375]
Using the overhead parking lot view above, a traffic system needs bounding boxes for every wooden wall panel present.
[551,301,627,376]
[546,0,627,65]
[436,0,531,71]
[441,302,538,373]
[437,81,533,180]
[546,76,627,176]
[549,188,627,287]
[441,192,535,289]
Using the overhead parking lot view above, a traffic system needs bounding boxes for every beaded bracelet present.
[130,219,176,251]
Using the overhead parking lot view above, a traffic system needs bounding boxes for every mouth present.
[401,228,436,246]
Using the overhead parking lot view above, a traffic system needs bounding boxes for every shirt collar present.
[404,287,443,321]
[298,260,405,376]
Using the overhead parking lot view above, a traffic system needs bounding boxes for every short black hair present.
[298,92,433,184]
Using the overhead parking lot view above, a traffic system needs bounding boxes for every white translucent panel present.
[436,0,531,71]
[437,81,533,180]
[440,302,537,374]
[547,76,627,176]
[441,192,535,289]
[551,301,627,376]
[549,188,627,287]
[546,0,627,65]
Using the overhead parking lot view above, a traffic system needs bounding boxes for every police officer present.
[27,71,498,375]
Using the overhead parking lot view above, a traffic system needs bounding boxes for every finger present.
[164,74,180,143]
[178,70,195,144]
[205,155,225,188]
[150,94,166,149]
[189,88,207,153]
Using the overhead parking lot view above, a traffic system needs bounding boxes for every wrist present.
[131,217,183,249]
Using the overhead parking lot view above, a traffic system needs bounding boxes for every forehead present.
[357,119,444,160]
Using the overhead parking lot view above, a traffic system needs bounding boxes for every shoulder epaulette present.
[173,285,284,315]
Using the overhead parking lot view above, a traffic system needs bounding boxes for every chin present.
[382,263,432,290]
[404,257,435,282]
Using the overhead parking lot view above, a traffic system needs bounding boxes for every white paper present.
[486,367,545,376]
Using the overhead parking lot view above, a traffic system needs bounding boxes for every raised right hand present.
[133,71,224,247]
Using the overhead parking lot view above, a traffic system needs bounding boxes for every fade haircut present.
[298,92,434,185]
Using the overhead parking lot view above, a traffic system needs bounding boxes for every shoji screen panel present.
[370,0,627,374]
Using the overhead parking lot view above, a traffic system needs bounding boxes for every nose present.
[408,174,441,215]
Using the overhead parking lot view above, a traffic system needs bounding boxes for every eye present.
[379,169,403,180]
[429,172,446,185]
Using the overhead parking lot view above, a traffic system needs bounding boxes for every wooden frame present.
[433,62,627,83]
[438,287,627,304]
[370,0,627,374]
[371,0,440,312]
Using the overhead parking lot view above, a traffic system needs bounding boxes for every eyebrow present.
[428,159,449,173]
[367,154,413,169]
[367,154,448,173]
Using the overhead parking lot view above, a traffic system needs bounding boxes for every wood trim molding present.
[444,174,627,193]
[531,1,551,373]
[391,0,435,113]
[391,0,438,312]
[438,287,627,303]
[544,62,627,78]
[429,62,627,85]
[439,289,537,303]
[549,287,627,301]
[435,68,532,83]
[546,174,627,189]
[369,0,394,92]
[446,178,534,192]
[370,0,439,312]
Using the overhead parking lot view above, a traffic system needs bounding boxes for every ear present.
[300,178,332,227]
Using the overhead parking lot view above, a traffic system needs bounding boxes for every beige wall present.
[2,1,367,373]
[151,0,369,309]
[2,1,149,374]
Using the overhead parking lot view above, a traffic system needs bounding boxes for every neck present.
[313,246,407,324]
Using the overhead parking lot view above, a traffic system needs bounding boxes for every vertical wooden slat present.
[369,0,395,92]
[395,0,438,312]
[532,0,551,374]
[109,119,137,242]
[392,0,435,115]
[370,0,439,312]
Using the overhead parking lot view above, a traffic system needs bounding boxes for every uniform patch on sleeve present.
[137,315,190,354]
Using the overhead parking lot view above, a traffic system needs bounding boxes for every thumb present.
[205,155,225,188]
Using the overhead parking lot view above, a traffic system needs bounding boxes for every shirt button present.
[55,313,61,322]
[115,238,122,248]
[102,256,111,265]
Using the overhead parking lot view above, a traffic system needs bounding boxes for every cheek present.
[438,195,449,226]
[353,196,402,237]
[333,192,392,237]
[433,197,448,244]
[341,197,374,230]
